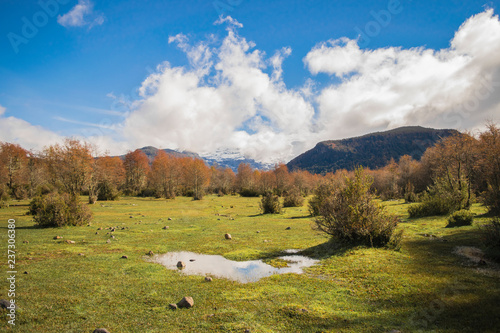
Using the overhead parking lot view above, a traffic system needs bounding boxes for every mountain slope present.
[287,126,459,174]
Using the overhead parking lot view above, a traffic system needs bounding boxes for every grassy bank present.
[0,196,499,332]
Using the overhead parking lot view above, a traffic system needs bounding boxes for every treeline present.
[0,124,499,217]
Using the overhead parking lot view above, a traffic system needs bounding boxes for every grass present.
[0,196,499,332]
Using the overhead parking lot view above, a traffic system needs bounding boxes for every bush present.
[481,218,500,262]
[283,187,304,207]
[408,176,470,218]
[239,188,260,197]
[481,185,500,215]
[446,210,474,227]
[315,168,399,247]
[308,181,336,217]
[29,193,93,227]
[260,191,282,214]
[0,185,9,208]
[97,180,120,201]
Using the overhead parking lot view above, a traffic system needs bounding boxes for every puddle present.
[150,251,318,283]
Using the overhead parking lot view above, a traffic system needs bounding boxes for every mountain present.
[120,147,270,172]
[287,126,459,174]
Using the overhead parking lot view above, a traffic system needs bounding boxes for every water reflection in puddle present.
[151,251,318,283]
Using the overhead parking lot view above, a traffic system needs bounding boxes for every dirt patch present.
[453,246,500,277]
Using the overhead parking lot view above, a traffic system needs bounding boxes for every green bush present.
[446,210,474,227]
[29,193,93,227]
[239,188,260,197]
[308,181,336,217]
[408,176,470,218]
[481,218,500,262]
[283,187,304,207]
[315,168,400,247]
[260,191,282,214]
[97,180,120,201]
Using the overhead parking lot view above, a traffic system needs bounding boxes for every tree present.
[236,163,259,196]
[123,149,149,195]
[0,142,29,198]
[43,139,93,197]
[209,165,235,195]
[96,156,125,200]
[149,151,180,199]
[477,123,500,214]
[273,163,290,196]
[183,158,210,200]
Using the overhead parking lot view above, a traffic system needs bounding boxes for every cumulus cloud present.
[305,9,500,139]
[57,0,105,28]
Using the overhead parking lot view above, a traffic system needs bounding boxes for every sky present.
[1,0,499,163]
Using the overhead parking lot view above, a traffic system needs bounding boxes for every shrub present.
[0,185,9,209]
[239,188,260,197]
[260,191,282,214]
[480,218,500,262]
[29,193,93,227]
[315,168,399,247]
[97,180,120,201]
[446,210,474,227]
[481,185,500,215]
[283,187,304,207]
[408,176,470,218]
[308,181,336,217]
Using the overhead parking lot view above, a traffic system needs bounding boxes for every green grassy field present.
[0,196,499,332]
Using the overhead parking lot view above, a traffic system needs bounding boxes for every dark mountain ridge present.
[287,126,459,174]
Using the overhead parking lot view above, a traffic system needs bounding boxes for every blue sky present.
[1,0,499,162]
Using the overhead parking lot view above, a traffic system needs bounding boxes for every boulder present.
[225,233,232,240]
[177,261,186,269]
[121,255,128,259]
[93,329,110,333]
[177,296,194,309]
[168,303,178,310]
[285,227,291,230]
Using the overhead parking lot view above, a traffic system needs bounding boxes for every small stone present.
[130,216,133,218]
[168,217,172,220]
[147,250,154,256]
[54,236,62,240]
[168,303,178,310]
[111,235,115,239]
[106,239,111,244]
[230,206,234,208]
[205,276,213,282]
[162,226,169,230]
[121,227,125,230]
[0,299,17,310]
[78,253,85,256]
[98,227,103,230]
[217,218,221,221]
[66,240,75,244]
[225,233,232,240]
[256,231,260,233]
[189,259,196,262]
[23,271,28,274]
[95,232,99,235]
[177,296,194,308]
[177,261,186,269]
[93,329,110,333]
[299,308,308,313]
[121,255,128,259]
[23,240,29,244]
[285,227,291,230]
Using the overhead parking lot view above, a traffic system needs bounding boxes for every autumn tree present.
[0,142,29,199]
[478,123,500,214]
[236,163,259,196]
[183,158,210,200]
[123,149,150,196]
[273,163,290,196]
[148,151,180,199]
[209,165,235,195]
[96,156,125,200]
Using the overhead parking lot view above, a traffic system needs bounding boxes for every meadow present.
[0,195,499,332]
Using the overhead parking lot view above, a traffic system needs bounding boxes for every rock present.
[168,303,178,310]
[23,271,28,274]
[225,233,232,240]
[23,240,29,244]
[177,296,194,308]
[189,259,196,262]
[93,329,110,333]
[256,231,260,233]
[205,277,213,282]
[106,239,111,244]
[244,330,251,333]
[95,232,99,235]
[168,217,172,220]
[162,226,169,230]
[0,299,17,310]
[177,261,186,268]
[97,227,103,230]
[129,216,133,218]
[121,255,128,259]
[121,227,125,230]
[54,236,62,240]
[66,240,75,244]
[78,253,85,256]
[111,235,115,239]
[285,227,291,230]
[147,250,154,256]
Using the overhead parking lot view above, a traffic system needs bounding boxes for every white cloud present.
[305,9,500,140]
[57,0,105,28]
